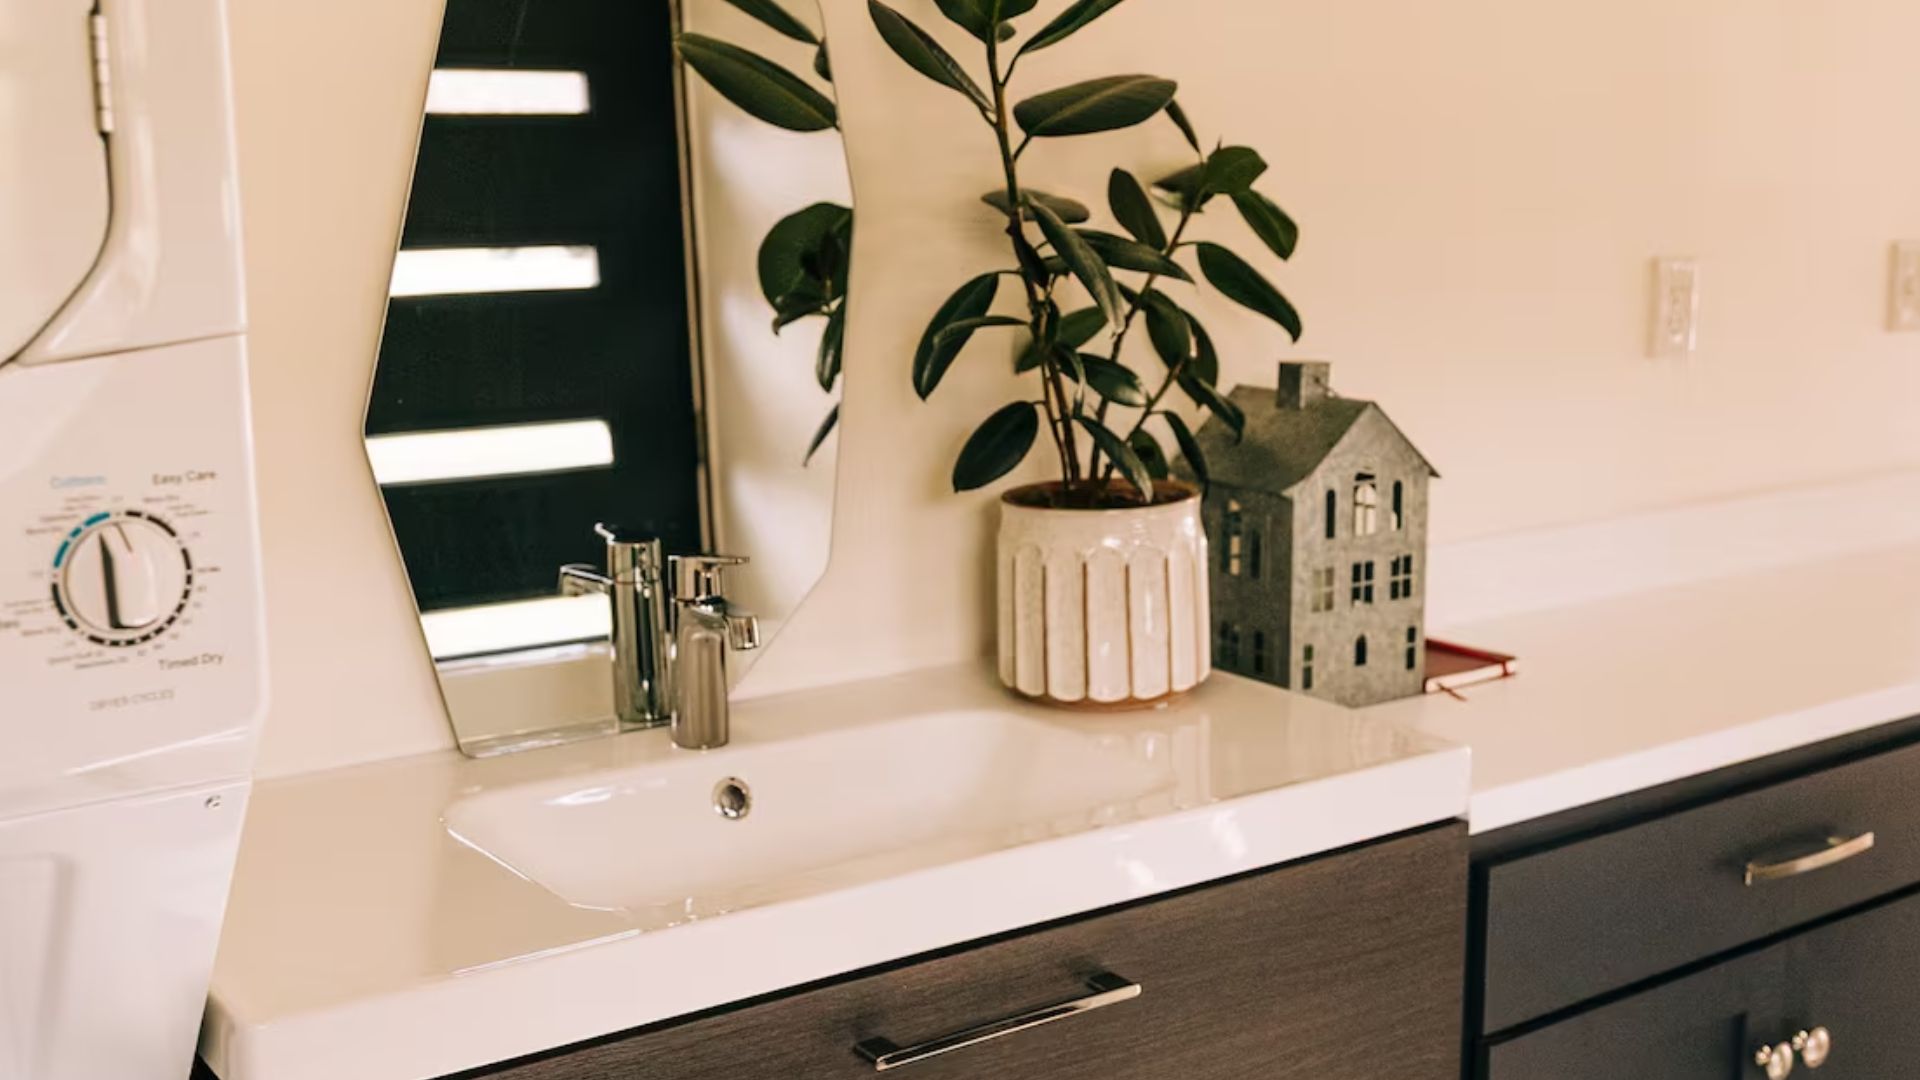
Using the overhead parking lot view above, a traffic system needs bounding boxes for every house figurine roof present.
[1189,361,1439,493]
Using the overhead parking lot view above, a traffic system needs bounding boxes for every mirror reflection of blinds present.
[425,69,591,116]
[367,419,613,486]
[367,0,706,624]
[389,245,600,298]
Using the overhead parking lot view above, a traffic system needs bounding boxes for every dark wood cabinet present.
[1484,937,1781,1080]
[1487,887,1920,1079]
[1776,886,1920,1078]
[453,824,1466,1080]
[1471,717,1920,1080]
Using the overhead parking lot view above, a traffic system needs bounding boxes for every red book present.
[1424,639,1518,694]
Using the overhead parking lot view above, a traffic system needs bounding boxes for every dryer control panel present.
[0,335,265,819]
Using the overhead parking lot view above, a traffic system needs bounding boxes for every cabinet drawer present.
[470,825,1465,1080]
[1481,738,1920,1033]
[1486,886,1920,1079]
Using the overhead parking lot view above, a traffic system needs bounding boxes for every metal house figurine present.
[1184,362,1439,707]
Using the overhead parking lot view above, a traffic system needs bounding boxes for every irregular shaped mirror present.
[366,0,847,754]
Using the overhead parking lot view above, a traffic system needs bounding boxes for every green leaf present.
[1187,314,1220,386]
[1128,428,1171,480]
[868,1,990,111]
[1178,372,1245,439]
[1152,163,1209,212]
[980,188,1091,225]
[954,402,1040,491]
[1082,357,1147,406]
[771,284,829,332]
[720,0,819,44]
[805,404,839,465]
[1202,146,1267,195]
[1075,417,1153,503]
[913,273,1000,398]
[1162,410,1208,489]
[1142,289,1192,367]
[1166,99,1201,153]
[1019,0,1128,54]
[676,35,837,132]
[1107,169,1166,250]
[1062,348,1089,385]
[934,0,1036,41]
[1011,228,1051,285]
[1232,190,1298,261]
[1057,306,1109,349]
[758,202,853,306]
[933,314,1027,348]
[816,304,846,391]
[1195,242,1302,341]
[1030,201,1123,325]
[813,42,833,81]
[1076,229,1191,282]
[1013,75,1177,139]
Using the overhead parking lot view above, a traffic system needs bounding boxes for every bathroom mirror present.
[365,0,848,754]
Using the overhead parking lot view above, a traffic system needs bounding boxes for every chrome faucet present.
[667,555,761,750]
[558,526,758,749]
[559,525,672,729]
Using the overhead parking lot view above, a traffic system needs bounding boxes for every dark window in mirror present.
[366,0,706,615]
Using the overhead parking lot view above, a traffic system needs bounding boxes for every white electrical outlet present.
[1649,258,1701,359]
[1890,242,1920,332]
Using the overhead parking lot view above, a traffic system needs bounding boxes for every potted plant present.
[869,0,1302,706]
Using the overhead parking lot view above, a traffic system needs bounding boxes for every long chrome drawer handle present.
[1745,832,1876,886]
[852,971,1141,1072]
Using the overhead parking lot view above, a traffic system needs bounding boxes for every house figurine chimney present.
[1277,361,1332,410]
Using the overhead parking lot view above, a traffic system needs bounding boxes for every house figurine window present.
[1301,643,1315,690]
[1353,473,1379,536]
[1324,490,1336,539]
[1350,560,1375,605]
[1354,635,1369,667]
[1389,554,1414,600]
[1392,481,1405,530]
[1311,566,1336,612]
[1217,622,1242,667]
[1223,499,1244,577]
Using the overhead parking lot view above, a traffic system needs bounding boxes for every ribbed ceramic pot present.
[997,481,1211,707]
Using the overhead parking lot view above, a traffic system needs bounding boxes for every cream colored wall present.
[232,0,1920,772]
[743,0,1920,697]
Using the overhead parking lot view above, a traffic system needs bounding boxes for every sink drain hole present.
[712,777,751,820]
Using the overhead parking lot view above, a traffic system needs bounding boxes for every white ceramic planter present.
[997,482,1211,706]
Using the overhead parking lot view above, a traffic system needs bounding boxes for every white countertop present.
[207,474,1920,1078]
[1375,540,1920,833]
[203,666,1468,1080]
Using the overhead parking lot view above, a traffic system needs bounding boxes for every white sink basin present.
[444,709,1173,921]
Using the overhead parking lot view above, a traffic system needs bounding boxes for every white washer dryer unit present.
[0,1,267,1078]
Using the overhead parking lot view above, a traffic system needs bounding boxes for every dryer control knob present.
[57,515,191,644]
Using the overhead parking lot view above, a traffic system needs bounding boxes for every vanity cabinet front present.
[457,824,1466,1080]
[1487,884,1920,1079]
[1471,721,1920,1079]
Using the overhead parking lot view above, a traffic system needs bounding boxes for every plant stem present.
[985,28,1080,490]
[1083,202,1197,481]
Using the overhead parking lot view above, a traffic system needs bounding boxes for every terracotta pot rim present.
[1000,479,1199,512]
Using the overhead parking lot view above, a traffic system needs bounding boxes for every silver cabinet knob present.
[1793,1028,1832,1069]
[1755,1042,1794,1079]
